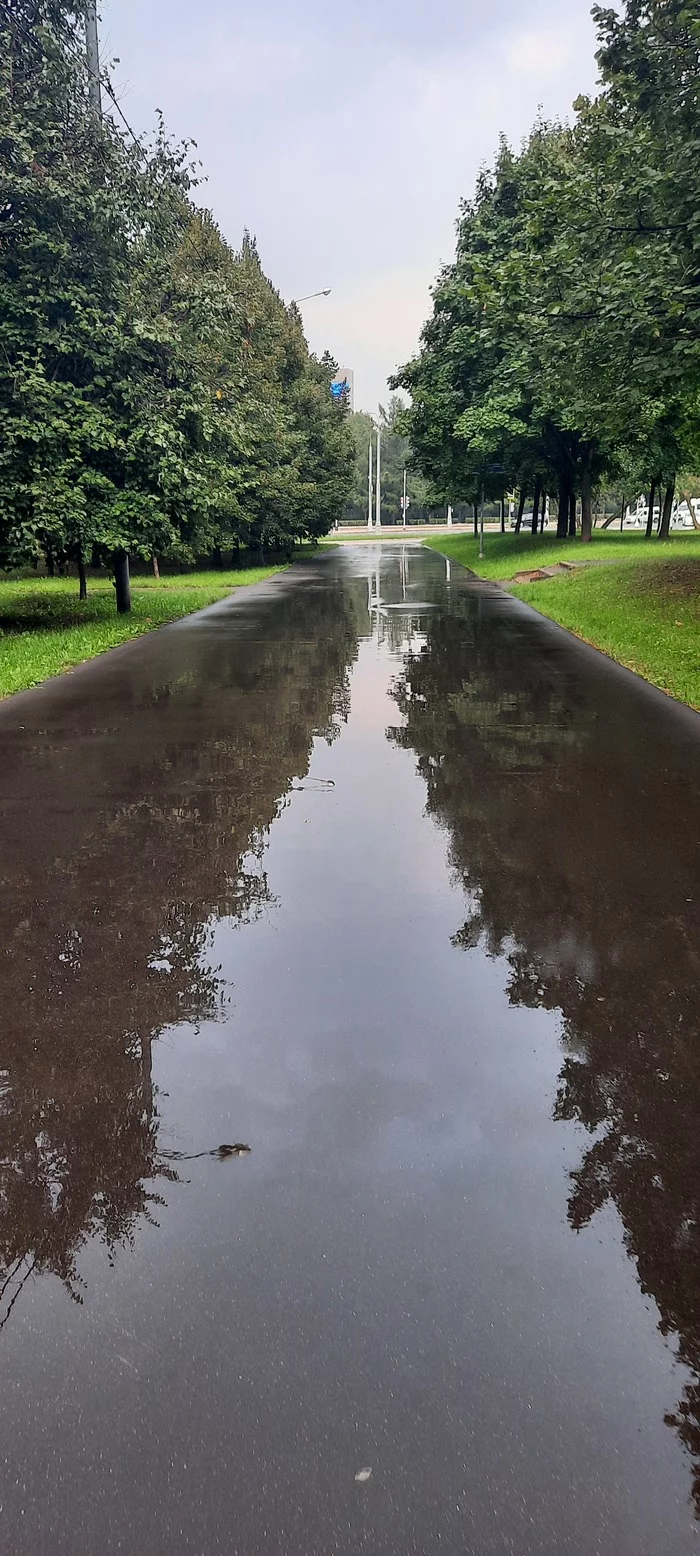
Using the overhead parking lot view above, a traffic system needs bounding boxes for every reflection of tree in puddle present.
[389,592,700,1512]
[0,578,360,1323]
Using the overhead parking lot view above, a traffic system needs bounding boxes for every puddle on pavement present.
[0,544,699,1554]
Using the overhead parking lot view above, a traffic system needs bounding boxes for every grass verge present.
[424,528,700,580]
[424,532,700,709]
[512,560,700,709]
[0,566,285,698]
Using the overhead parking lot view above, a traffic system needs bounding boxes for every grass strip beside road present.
[424,528,700,580]
[512,560,700,709]
[425,532,700,709]
[0,567,285,698]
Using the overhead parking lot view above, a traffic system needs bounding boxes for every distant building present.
[330,368,354,411]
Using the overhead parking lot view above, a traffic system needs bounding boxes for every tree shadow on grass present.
[0,602,104,632]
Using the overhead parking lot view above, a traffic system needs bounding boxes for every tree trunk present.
[539,492,546,533]
[658,479,675,539]
[556,478,569,538]
[645,480,656,539]
[152,554,160,579]
[530,481,541,536]
[46,547,55,578]
[581,452,593,543]
[213,545,223,570]
[78,554,88,601]
[684,492,700,530]
[500,498,505,534]
[514,488,526,534]
[113,549,131,614]
[473,503,478,536]
[568,490,577,537]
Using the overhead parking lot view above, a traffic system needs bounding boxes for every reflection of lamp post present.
[368,560,382,645]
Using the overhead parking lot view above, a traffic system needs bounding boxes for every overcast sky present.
[100,0,601,411]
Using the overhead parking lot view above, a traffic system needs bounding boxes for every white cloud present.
[112,34,304,112]
[505,26,578,78]
[289,17,599,408]
[299,266,433,413]
[102,0,601,409]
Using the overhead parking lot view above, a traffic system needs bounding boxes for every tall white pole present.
[375,427,381,530]
[403,468,407,528]
[367,435,373,530]
[447,503,453,528]
[85,2,102,116]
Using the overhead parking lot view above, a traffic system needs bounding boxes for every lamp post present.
[375,426,382,531]
[367,437,373,531]
[292,289,332,304]
[483,465,505,560]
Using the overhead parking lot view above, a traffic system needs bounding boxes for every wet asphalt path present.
[1,543,700,1554]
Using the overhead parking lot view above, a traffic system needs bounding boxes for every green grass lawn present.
[0,566,285,698]
[512,560,700,708]
[425,531,700,709]
[424,527,700,580]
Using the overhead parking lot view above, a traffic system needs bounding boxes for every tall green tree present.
[0,3,353,602]
[395,1,700,543]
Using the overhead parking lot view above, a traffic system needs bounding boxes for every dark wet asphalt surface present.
[1,543,700,1554]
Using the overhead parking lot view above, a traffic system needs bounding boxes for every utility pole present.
[84,5,131,613]
[85,3,102,116]
[367,435,373,530]
[402,468,407,528]
[375,427,381,530]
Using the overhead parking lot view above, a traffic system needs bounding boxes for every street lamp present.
[293,289,332,303]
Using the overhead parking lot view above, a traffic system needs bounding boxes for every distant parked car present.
[673,501,698,529]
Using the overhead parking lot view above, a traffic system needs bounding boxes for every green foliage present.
[0,3,353,607]
[394,1,700,542]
